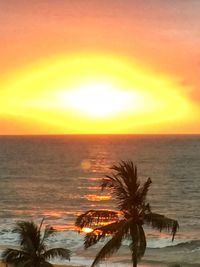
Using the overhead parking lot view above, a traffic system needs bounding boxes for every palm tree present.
[2,219,71,267]
[76,161,179,267]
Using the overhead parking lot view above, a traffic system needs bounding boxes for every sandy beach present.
[1,261,200,267]
[1,243,200,267]
[0,262,167,267]
[0,263,83,267]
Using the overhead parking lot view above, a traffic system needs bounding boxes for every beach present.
[0,263,166,267]
[0,263,82,267]
[1,244,200,267]
[1,262,200,267]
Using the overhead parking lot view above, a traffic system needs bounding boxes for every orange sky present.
[0,0,200,134]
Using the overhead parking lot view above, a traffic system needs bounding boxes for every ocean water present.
[0,135,200,266]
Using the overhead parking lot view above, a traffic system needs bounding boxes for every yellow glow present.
[60,82,131,118]
[84,194,111,201]
[81,228,104,235]
[0,52,196,134]
[81,159,91,170]
[81,227,93,233]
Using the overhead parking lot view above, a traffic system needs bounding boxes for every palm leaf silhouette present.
[2,219,71,267]
[76,160,179,267]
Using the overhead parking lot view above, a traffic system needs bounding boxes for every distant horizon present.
[0,133,199,137]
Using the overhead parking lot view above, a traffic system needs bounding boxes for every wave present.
[163,239,200,250]
[1,229,200,266]
[1,226,200,257]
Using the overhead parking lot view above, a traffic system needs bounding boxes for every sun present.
[60,82,131,118]
[0,52,194,134]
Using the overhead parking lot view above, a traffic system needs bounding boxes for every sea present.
[0,135,200,267]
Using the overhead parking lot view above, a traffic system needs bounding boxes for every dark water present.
[0,135,200,266]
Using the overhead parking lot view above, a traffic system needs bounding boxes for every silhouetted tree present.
[76,161,179,267]
[2,219,71,267]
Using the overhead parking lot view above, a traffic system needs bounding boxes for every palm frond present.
[136,177,152,204]
[84,220,126,248]
[102,174,128,196]
[75,210,119,229]
[19,260,32,267]
[102,161,144,213]
[137,224,146,259]
[111,161,140,194]
[90,218,133,267]
[40,225,56,246]
[90,231,123,267]
[1,248,28,265]
[144,212,179,241]
[102,174,129,207]
[39,218,45,232]
[145,203,151,213]
[42,248,71,261]
[13,221,40,251]
[84,232,101,249]
[38,225,55,255]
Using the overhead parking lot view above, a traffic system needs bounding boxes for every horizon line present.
[0,133,200,137]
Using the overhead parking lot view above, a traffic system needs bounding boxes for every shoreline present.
[1,244,200,267]
[1,261,200,267]
[1,240,200,267]
[0,263,167,267]
[0,263,83,267]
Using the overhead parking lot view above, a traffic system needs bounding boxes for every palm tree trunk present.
[130,226,138,267]
[132,251,137,267]
[133,256,137,267]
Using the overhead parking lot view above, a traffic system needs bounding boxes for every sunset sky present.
[0,0,200,134]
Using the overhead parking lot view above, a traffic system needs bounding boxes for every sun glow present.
[61,82,131,118]
[81,227,93,233]
[0,52,196,134]
[84,194,111,201]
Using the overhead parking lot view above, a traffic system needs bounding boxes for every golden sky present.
[0,0,200,134]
